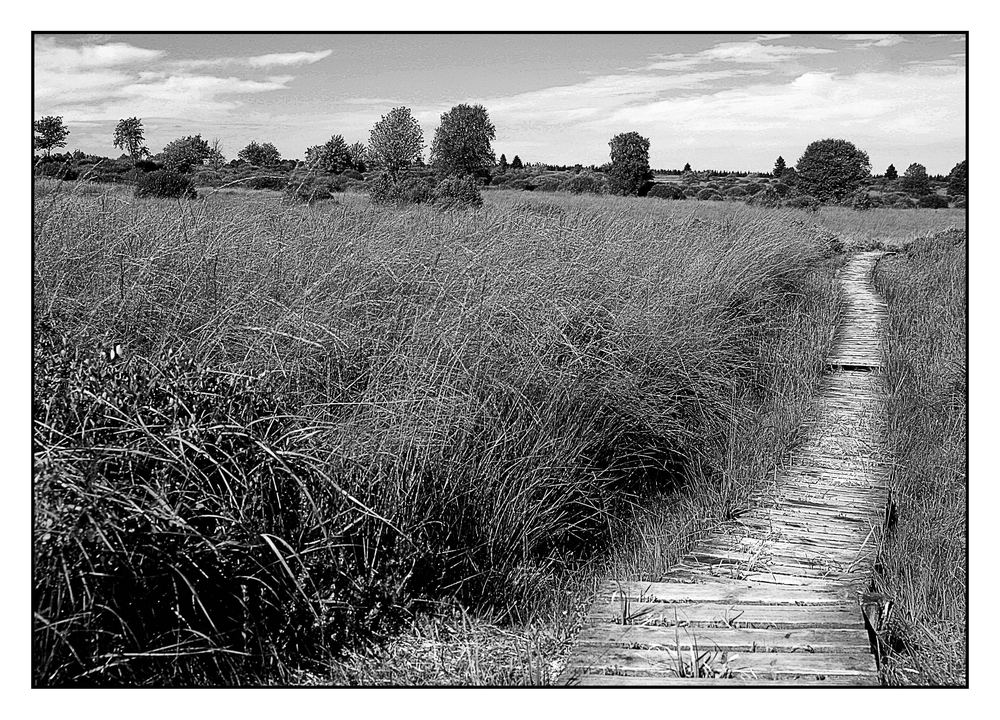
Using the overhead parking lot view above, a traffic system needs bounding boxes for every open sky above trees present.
[34,33,965,174]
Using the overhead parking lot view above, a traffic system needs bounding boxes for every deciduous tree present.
[160,134,212,172]
[305,135,352,174]
[901,162,931,195]
[947,160,967,197]
[113,117,149,166]
[238,141,281,167]
[431,104,496,178]
[368,107,424,178]
[608,131,652,196]
[33,116,69,157]
[795,139,871,203]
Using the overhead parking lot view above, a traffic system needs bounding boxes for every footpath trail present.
[561,251,891,686]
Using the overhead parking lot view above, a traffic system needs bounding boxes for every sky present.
[33,33,966,174]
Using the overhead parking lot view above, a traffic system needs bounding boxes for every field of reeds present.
[872,230,967,686]
[31,179,958,686]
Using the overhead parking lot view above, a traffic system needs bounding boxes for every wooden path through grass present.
[561,251,891,686]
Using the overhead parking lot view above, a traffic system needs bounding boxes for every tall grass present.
[34,181,837,685]
[872,229,967,686]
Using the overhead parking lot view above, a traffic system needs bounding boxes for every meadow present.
[32,180,966,685]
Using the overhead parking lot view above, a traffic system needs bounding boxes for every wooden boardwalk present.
[561,252,890,686]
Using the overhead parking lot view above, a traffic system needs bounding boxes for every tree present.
[430,103,496,178]
[33,116,69,157]
[901,163,930,195]
[773,155,786,177]
[795,139,871,203]
[113,117,149,165]
[208,137,226,169]
[947,160,967,197]
[305,135,352,174]
[683,162,692,173]
[885,163,898,181]
[498,153,509,174]
[159,134,212,173]
[510,155,523,170]
[607,131,652,196]
[238,141,281,167]
[368,106,424,178]
[348,141,367,173]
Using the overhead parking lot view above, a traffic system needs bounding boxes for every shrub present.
[534,175,563,193]
[743,183,763,196]
[558,172,609,195]
[285,171,341,204]
[646,183,685,200]
[851,191,877,211]
[814,229,844,256]
[953,196,967,209]
[725,186,748,198]
[746,186,781,208]
[917,193,950,209]
[696,188,717,201]
[785,194,820,211]
[430,174,483,210]
[134,169,197,199]
[772,182,790,197]
[368,172,434,206]
[34,161,78,181]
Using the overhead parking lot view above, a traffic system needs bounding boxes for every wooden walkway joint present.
[561,252,890,686]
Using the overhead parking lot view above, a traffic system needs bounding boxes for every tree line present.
[33,112,968,205]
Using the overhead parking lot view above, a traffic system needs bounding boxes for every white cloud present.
[247,50,332,67]
[34,38,164,69]
[648,39,834,71]
[835,34,908,48]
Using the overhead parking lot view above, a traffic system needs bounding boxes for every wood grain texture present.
[560,252,889,687]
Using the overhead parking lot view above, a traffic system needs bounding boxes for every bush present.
[134,169,197,199]
[851,191,878,211]
[743,183,763,196]
[284,171,342,204]
[917,193,950,209]
[696,188,717,201]
[725,186,748,198]
[785,194,820,211]
[558,172,609,195]
[430,174,483,210]
[815,229,844,256]
[534,175,563,193]
[952,196,967,209]
[772,182,790,197]
[746,186,781,208]
[368,172,434,206]
[34,162,78,181]
[646,183,685,200]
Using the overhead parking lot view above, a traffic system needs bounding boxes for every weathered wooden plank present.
[565,646,878,677]
[573,673,880,686]
[596,581,853,605]
[573,624,872,653]
[587,602,864,628]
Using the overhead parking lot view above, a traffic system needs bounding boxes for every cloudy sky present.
[34,33,966,174]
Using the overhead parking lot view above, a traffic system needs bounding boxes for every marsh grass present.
[35,180,842,685]
[872,229,967,686]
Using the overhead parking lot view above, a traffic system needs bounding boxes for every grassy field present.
[32,179,964,686]
[872,230,967,686]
